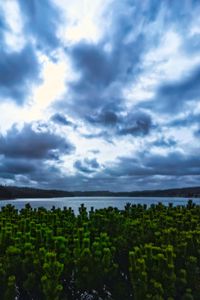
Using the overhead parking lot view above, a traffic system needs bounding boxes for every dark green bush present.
[0,201,199,299]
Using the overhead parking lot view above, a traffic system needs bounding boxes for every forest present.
[0,200,199,299]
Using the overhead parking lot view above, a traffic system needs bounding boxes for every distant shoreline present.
[1,185,200,200]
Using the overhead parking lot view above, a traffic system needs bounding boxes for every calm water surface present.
[0,197,200,214]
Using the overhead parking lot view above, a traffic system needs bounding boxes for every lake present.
[0,196,200,214]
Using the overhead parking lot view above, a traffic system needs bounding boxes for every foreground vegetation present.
[0,201,199,299]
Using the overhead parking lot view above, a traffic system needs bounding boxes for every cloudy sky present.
[0,0,200,191]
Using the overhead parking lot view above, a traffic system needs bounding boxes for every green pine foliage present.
[0,201,199,299]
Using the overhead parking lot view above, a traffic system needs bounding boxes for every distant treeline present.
[0,186,73,200]
[0,185,200,200]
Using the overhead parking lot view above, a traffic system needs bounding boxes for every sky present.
[0,0,200,191]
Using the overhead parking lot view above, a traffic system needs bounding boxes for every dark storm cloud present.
[0,123,75,159]
[74,158,100,174]
[86,110,118,126]
[22,163,64,186]
[117,111,152,136]
[152,138,177,148]
[68,34,144,113]
[0,158,37,177]
[84,109,153,139]
[0,45,41,104]
[140,64,200,114]
[69,14,145,91]
[60,0,149,123]
[18,0,62,52]
[144,152,200,176]
[106,151,200,178]
[0,155,65,188]
[0,122,75,185]
[51,113,75,127]
[70,32,144,91]
[71,43,114,88]
[154,66,200,113]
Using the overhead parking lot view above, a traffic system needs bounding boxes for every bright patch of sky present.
[55,0,110,44]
